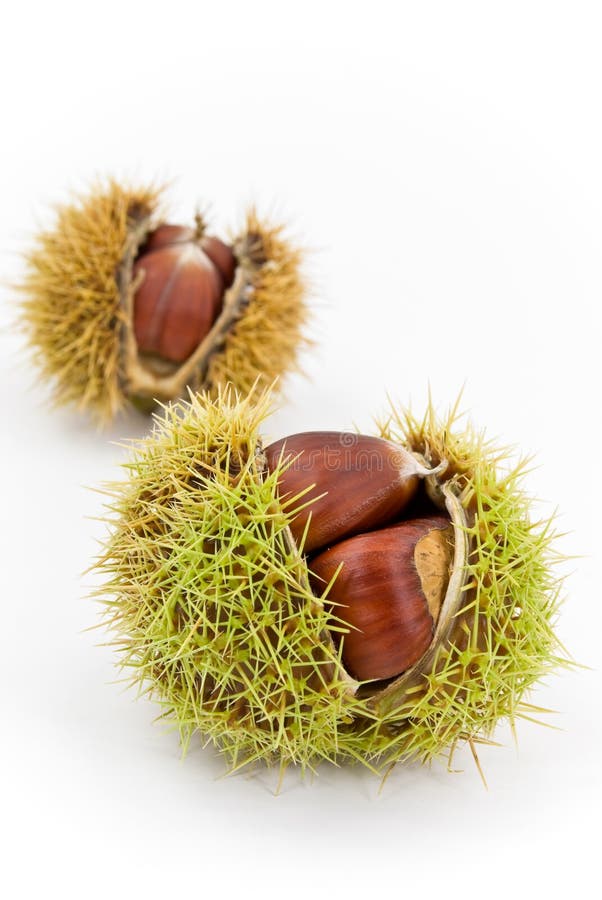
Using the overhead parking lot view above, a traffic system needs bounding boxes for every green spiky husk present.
[97,387,353,771]
[96,386,565,775]
[337,399,566,769]
[20,182,309,425]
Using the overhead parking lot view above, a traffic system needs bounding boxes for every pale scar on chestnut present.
[414,524,454,622]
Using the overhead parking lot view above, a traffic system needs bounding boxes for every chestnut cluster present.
[264,433,454,682]
[133,222,237,365]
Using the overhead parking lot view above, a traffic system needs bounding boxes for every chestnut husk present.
[96,386,566,778]
[19,181,307,423]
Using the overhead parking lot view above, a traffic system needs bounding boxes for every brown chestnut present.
[264,432,427,554]
[309,516,453,681]
[133,225,237,364]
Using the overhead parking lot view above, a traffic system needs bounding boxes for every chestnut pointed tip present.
[141,224,196,253]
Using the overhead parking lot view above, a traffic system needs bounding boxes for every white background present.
[1,2,600,898]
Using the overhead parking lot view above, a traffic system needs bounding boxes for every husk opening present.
[118,226,268,405]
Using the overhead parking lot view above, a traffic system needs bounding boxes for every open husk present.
[96,385,566,776]
[20,181,308,424]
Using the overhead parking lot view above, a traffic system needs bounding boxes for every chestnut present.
[133,225,236,363]
[309,517,453,680]
[264,432,431,554]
